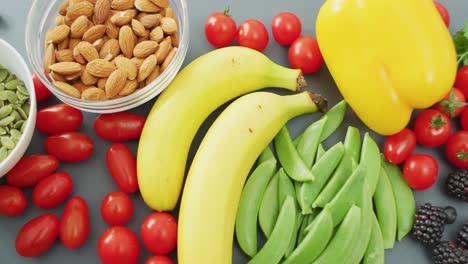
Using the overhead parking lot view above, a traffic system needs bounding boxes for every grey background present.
[0,0,467,263]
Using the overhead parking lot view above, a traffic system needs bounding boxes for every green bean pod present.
[360,133,381,195]
[313,205,362,264]
[235,159,277,257]
[283,207,334,264]
[374,167,397,249]
[258,171,280,238]
[363,212,385,264]
[297,142,345,214]
[257,146,275,165]
[319,100,347,142]
[316,144,326,161]
[275,127,315,181]
[296,117,327,168]
[381,156,415,241]
[248,196,296,264]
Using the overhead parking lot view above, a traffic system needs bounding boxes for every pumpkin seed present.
[16,84,29,96]
[11,110,21,121]
[13,120,24,130]
[21,103,30,115]
[1,136,15,150]
[16,91,29,102]
[20,121,26,133]
[0,84,4,92]
[10,128,22,139]
[0,70,8,83]
[5,73,16,82]
[0,115,15,126]
[0,127,7,136]
[0,147,7,162]
[17,107,28,120]
[0,105,13,119]
[0,90,18,104]
[5,79,24,90]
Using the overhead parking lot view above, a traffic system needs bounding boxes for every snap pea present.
[257,145,275,165]
[248,196,296,264]
[325,163,365,226]
[374,167,397,249]
[313,205,361,264]
[316,144,326,161]
[296,210,318,244]
[259,171,280,238]
[275,126,315,181]
[283,207,334,264]
[285,211,303,258]
[363,212,385,264]
[313,126,361,208]
[296,117,327,168]
[235,159,277,257]
[360,133,381,195]
[297,142,344,214]
[381,156,415,241]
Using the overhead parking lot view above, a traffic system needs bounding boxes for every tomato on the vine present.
[32,172,73,209]
[455,66,468,99]
[271,12,302,45]
[145,256,174,264]
[384,128,417,164]
[32,73,52,103]
[59,197,90,249]
[288,36,323,74]
[204,9,237,48]
[237,19,269,52]
[100,191,134,226]
[15,213,59,257]
[140,212,178,255]
[36,104,83,135]
[98,226,140,264]
[434,1,450,27]
[446,131,468,169]
[45,132,94,163]
[413,109,452,148]
[434,88,467,118]
[402,154,439,190]
[0,186,27,217]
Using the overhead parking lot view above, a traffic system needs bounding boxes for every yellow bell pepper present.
[316,0,457,135]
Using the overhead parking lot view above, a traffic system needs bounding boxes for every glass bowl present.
[25,0,189,113]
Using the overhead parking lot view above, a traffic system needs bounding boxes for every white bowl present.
[0,39,37,178]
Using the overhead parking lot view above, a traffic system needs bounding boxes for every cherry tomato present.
[455,66,468,99]
[36,104,83,135]
[106,143,138,193]
[402,154,438,190]
[461,107,468,131]
[98,226,140,264]
[15,213,59,257]
[383,128,417,164]
[204,10,237,48]
[434,1,450,27]
[140,212,178,255]
[288,36,323,74]
[445,131,468,169]
[32,73,52,103]
[32,172,73,209]
[6,154,59,188]
[100,191,134,226]
[271,12,302,46]
[59,197,90,249]
[45,132,94,162]
[94,112,146,142]
[0,186,27,217]
[145,256,174,264]
[237,19,269,52]
[434,88,467,118]
[413,109,452,148]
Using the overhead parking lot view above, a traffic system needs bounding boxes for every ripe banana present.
[137,46,307,211]
[178,91,327,264]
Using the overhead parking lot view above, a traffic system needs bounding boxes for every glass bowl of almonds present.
[0,39,37,177]
[25,0,189,113]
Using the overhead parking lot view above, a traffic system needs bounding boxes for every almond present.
[165,7,176,20]
[70,15,89,38]
[145,64,160,85]
[73,45,87,64]
[133,40,158,58]
[83,24,107,42]
[87,59,117,77]
[77,41,100,62]
[49,62,82,75]
[137,31,150,43]
[99,38,120,60]
[59,1,69,16]
[119,79,138,96]
[51,72,66,82]
[149,26,164,43]
[131,19,146,37]
[161,47,176,72]
[111,0,135,10]
[105,69,127,97]
[137,54,157,82]
[135,0,161,13]
[94,0,111,24]
[114,57,138,80]
[72,81,92,92]
[53,81,81,98]
[82,87,107,100]
[155,36,171,63]
[149,0,168,8]
[66,1,94,20]
[69,38,82,50]
[130,57,144,69]
[65,71,82,81]
[139,14,161,29]
[92,38,105,51]
[97,78,108,89]
[56,16,66,26]
[135,12,149,20]
[118,26,135,58]
[170,34,179,47]
[110,9,137,26]
[44,44,56,73]
[81,68,99,85]
[105,18,120,39]
[56,49,75,62]
[58,37,70,50]
[46,25,71,44]
[160,17,177,35]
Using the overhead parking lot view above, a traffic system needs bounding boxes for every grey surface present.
[0,0,467,263]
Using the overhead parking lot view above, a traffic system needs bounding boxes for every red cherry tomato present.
[45,132,94,162]
[15,213,59,257]
[383,128,417,164]
[100,191,134,226]
[36,104,83,135]
[455,66,468,99]
[204,10,237,48]
[0,186,27,217]
[32,73,52,103]
[271,12,302,45]
[445,131,468,169]
[94,112,146,142]
[106,143,138,193]
[98,226,140,264]
[434,1,450,27]
[145,256,174,264]
[461,107,468,131]
[6,154,59,188]
[288,36,323,74]
[434,88,467,118]
[140,212,178,255]
[402,154,438,190]
[32,172,73,209]
[59,197,90,249]
[237,19,269,52]
[413,109,452,148]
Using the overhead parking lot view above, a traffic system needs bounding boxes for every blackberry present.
[432,241,468,264]
[457,221,468,250]
[446,169,468,202]
[412,203,457,246]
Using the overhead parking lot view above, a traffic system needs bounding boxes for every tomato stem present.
[438,89,468,116]
[223,5,231,16]
[430,115,447,128]
[456,150,468,161]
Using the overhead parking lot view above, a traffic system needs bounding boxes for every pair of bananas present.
[136,46,327,263]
